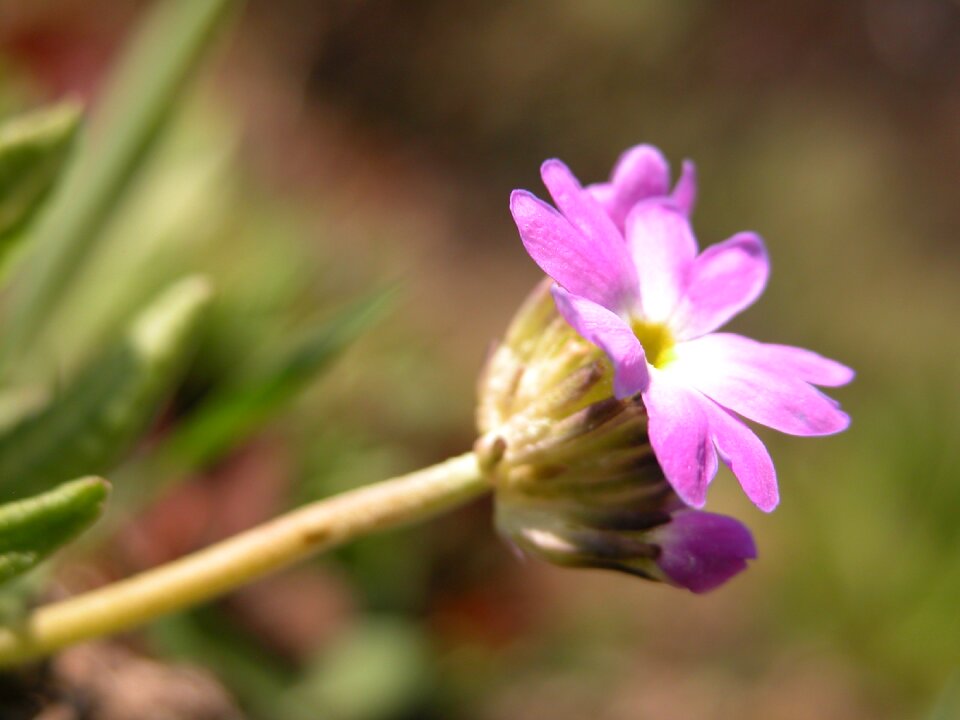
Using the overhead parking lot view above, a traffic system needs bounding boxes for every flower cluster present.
[479,144,852,593]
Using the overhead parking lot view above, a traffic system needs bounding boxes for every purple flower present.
[649,510,757,593]
[509,145,853,512]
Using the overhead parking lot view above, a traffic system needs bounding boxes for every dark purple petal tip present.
[651,510,757,593]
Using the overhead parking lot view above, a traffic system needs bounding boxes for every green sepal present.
[0,476,109,586]
[0,277,212,498]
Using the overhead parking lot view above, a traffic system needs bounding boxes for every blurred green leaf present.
[153,612,435,720]
[287,617,433,720]
[164,287,393,469]
[778,380,960,700]
[3,0,237,361]
[150,608,308,720]
[0,102,82,260]
[0,476,108,586]
[0,569,46,625]
[0,277,212,499]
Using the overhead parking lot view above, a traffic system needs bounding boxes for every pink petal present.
[671,232,769,340]
[641,369,717,508]
[671,334,851,437]
[682,333,854,386]
[586,182,616,217]
[510,189,637,310]
[700,398,779,512]
[670,159,697,215]
[552,286,649,398]
[541,159,627,250]
[625,201,698,323]
[746,340,854,387]
[585,145,671,231]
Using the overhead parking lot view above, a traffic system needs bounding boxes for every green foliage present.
[286,618,433,720]
[0,0,241,602]
[3,0,237,359]
[165,287,393,469]
[0,477,109,586]
[149,609,302,720]
[0,278,211,499]
[152,610,433,720]
[771,378,960,707]
[0,102,81,258]
[0,0,400,703]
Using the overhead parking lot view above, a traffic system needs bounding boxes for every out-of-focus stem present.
[0,452,487,667]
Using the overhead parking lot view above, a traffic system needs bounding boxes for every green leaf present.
[3,0,237,360]
[0,477,109,586]
[0,102,82,253]
[165,287,393,468]
[0,277,212,498]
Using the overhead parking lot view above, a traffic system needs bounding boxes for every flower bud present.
[477,281,756,592]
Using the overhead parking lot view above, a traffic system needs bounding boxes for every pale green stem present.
[0,452,487,667]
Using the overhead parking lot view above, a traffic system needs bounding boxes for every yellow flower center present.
[631,319,676,369]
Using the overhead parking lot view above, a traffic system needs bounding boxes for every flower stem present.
[0,452,488,667]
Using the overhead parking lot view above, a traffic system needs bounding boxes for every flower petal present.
[678,332,854,386]
[672,334,851,436]
[670,159,697,215]
[700,398,779,512]
[585,145,671,231]
[651,510,757,593]
[541,159,629,252]
[671,232,769,339]
[510,189,637,309]
[625,201,698,323]
[551,286,649,398]
[586,182,616,218]
[641,369,717,507]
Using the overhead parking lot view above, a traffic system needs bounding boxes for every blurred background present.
[1,0,959,718]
